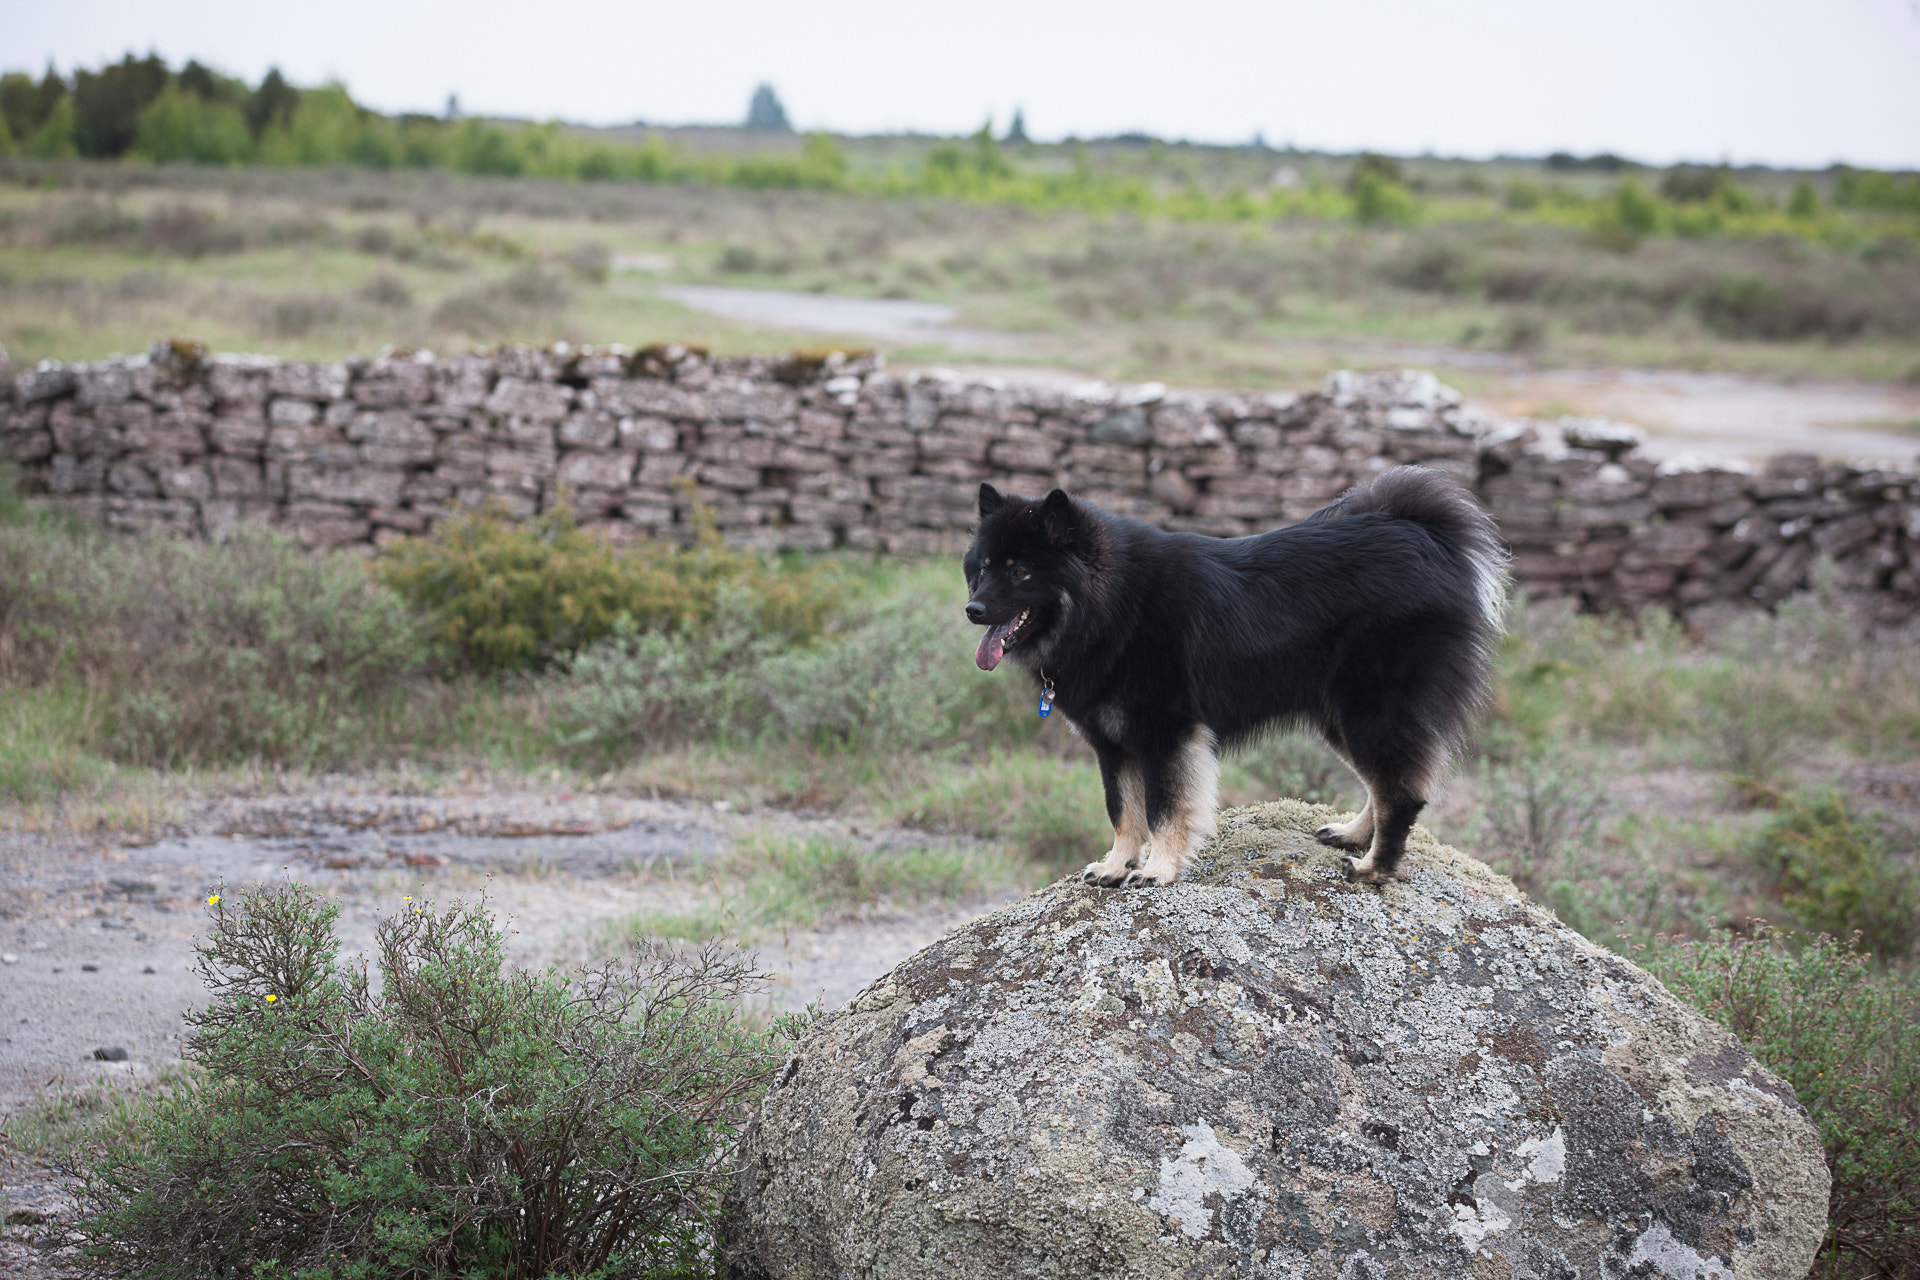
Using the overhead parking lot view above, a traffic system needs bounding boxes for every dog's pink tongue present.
[975,624,1008,671]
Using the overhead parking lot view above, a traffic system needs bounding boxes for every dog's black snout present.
[965,599,987,623]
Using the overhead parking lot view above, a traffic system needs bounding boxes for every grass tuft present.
[613,831,1026,947]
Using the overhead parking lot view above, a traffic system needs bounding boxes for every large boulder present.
[723,801,1829,1280]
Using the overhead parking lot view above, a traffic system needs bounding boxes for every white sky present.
[7,0,1919,169]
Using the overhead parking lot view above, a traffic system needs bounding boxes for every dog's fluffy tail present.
[1328,465,1510,639]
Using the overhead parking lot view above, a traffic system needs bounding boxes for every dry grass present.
[3,160,1916,385]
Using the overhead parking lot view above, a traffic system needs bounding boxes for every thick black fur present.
[963,465,1508,888]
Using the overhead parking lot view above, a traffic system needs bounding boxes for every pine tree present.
[746,84,791,132]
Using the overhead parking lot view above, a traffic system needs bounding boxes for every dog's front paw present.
[1081,856,1135,888]
[1316,823,1365,851]
[1118,851,1182,889]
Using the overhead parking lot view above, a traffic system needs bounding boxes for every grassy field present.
[3,476,1917,1274]
[4,130,1920,1273]
[3,155,1918,390]
[4,487,1917,954]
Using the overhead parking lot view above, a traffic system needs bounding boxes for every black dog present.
[964,466,1507,888]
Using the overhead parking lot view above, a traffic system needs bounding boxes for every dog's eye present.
[1011,565,1031,583]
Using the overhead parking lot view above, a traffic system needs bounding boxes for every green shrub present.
[1350,169,1418,226]
[1464,733,1677,941]
[66,882,786,1280]
[1696,660,1809,782]
[1790,179,1822,221]
[23,94,78,157]
[1475,733,1608,868]
[0,523,426,767]
[1695,271,1866,342]
[131,85,253,164]
[551,583,806,758]
[1643,929,1920,1279]
[1604,176,1662,239]
[375,498,837,674]
[554,560,1021,762]
[1749,792,1920,957]
[1833,166,1920,215]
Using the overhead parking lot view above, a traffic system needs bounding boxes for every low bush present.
[1488,590,1920,768]
[1749,792,1920,958]
[1350,168,1419,226]
[1462,732,1679,941]
[551,583,814,758]
[65,882,788,1279]
[0,521,426,768]
[553,561,1017,762]
[1696,272,1867,342]
[376,498,837,674]
[1475,734,1608,869]
[1696,662,1810,783]
[1644,929,1920,1279]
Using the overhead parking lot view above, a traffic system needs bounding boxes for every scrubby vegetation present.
[4,54,1918,385]
[5,472,1919,940]
[375,497,837,674]
[59,881,791,1279]
[1645,930,1920,1279]
[5,166,1915,391]
[5,471,1919,1274]
[5,53,1916,241]
[0,509,426,771]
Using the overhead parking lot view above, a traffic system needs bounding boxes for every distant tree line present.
[1,53,1915,231]
[0,55,303,159]
[0,54,852,187]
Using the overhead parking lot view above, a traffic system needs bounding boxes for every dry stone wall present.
[4,341,1918,625]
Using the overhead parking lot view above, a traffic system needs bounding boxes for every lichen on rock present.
[720,800,1829,1280]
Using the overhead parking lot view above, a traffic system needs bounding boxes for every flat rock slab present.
[724,800,1829,1280]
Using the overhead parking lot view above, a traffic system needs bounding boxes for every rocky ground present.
[0,781,1020,1275]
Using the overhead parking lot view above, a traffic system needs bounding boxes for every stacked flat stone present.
[3,342,1917,624]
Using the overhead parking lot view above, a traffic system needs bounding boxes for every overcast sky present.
[8,0,1919,169]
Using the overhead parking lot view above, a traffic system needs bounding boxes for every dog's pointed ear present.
[1041,489,1075,546]
[978,482,1005,518]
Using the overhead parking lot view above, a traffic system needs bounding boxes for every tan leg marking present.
[1082,763,1147,886]
[1340,759,1437,886]
[1125,727,1219,887]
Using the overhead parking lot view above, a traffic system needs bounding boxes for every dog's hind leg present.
[1125,726,1219,888]
[1315,799,1374,852]
[1312,725,1374,851]
[1337,747,1436,886]
[1082,750,1149,888]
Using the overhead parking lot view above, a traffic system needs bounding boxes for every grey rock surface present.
[723,800,1829,1280]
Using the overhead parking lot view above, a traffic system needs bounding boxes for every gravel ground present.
[0,781,1021,1274]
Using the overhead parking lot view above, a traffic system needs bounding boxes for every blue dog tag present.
[1038,685,1055,718]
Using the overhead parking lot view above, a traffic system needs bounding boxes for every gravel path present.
[0,783,1020,1269]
